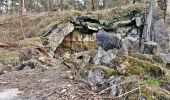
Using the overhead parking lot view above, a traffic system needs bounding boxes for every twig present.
[117,85,145,98]
[91,85,145,99]
[138,77,141,100]
[159,88,170,95]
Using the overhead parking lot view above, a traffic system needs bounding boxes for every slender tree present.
[19,0,25,39]
[103,0,109,9]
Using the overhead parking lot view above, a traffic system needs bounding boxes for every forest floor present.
[0,60,89,100]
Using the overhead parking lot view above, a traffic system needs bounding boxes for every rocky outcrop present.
[45,22,74,53]
[153,19,169,53]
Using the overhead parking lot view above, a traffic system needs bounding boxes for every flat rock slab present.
[0,88,23,100]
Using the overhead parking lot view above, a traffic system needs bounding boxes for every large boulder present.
[153,19,169,53]
[45,22,74,53]
[95,30,121,51]
[91,47,123,65]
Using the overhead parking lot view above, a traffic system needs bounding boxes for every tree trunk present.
[103,0,109,9]
[60,0,63,11]
[49,0,53,11]
[19,0,25,39]
[91,0,98,11]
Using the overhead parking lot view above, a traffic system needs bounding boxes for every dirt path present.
[0,64,88,100]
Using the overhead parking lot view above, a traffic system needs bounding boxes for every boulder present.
[153,19,169,53]
[141,41,160,55]
[95,30,121,51]
[92,47,105,65]
[87,67,106,86]
[87,66,116,86]
[160,53,170,69]
[123,37,140,54]
[108,77,121,96]
[91,47,125,66]
[46,22,74,53]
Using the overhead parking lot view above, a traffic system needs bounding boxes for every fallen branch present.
[91,84,145,99]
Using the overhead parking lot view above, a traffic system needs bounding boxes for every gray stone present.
[160,53,170,69]
[109,77,121,96]
[87,67,106,86]
[86,22,101,31]
[95,30,121,51]
[46,22,74,53]
[91,47,123,65]
[163,81,170,91]
[0,88,23,100]
[100,50,118,65]
[141,41,160,55]
[153,19,169,53]
[135,16,143,27]
[92,47,105,65]
[122,38,140,54]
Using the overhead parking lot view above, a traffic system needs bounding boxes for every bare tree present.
[103,0,109,9]
[19,0,25,39]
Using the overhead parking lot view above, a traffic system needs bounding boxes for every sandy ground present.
[0,64,90,100]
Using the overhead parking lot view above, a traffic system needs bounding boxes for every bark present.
[91,0,98,11]
[19,0,25,39]
[60,0,63,11]
[103,0,109,9]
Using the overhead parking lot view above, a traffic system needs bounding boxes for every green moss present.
[130,53,164,64]
[0,50,20,65]
[126,66,145,75]
[115,56,164,77]
[147,77,159,86]
[87,50,97,57]
[97,66,117,78]
[141,87,153,100]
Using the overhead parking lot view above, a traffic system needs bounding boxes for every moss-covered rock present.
[130,53,164,64]
[115,56,165,77]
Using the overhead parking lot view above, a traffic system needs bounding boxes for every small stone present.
[69,75,74,80]
[70,94,76,99]
[67,84,72,87]
[38,56,47,63]
[117,61,129,74]
[61,89,67,93]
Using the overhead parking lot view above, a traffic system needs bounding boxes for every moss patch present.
[147,77,159,86]
[16,37,43,46]
[97,66,117,78]
[0,50,20,66]
[115,56,164,77]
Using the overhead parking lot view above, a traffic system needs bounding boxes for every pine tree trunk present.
[103,0,109,9]
[19,0,25,39]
